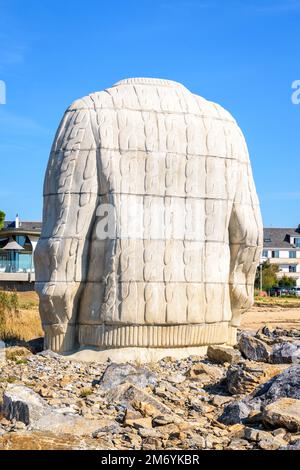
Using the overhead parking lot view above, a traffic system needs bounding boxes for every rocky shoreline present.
[0,326,300,450]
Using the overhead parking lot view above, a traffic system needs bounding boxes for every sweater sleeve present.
[228,125,263,327]
[35,98,98,352]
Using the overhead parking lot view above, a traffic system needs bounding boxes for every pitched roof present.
[1,221,42,233]
[263,227,300,249]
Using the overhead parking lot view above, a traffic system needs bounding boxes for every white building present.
[0,215,41,290]
[261,226,300,286]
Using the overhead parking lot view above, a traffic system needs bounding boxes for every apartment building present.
[262,226,300,286]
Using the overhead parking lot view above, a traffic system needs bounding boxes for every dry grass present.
[254,295,300,308]
[0,309,43,342]
[0,290,43,343]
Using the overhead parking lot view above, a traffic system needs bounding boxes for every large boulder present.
[226,362,287,395]
[271,342,300,364]
[207,345,241,364]
[98,363,157,390]
[263,398,300,432]
[218,399,261,425]
[2,384,113,437]
[33,412,113,436]
[220,365,300,425]
[238,333,271,362]
[2,385,50,425]
[254,365,300,403]
[106,383,182,421]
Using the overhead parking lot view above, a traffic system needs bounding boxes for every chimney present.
[15,214,20,229]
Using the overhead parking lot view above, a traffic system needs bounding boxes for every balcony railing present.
[0,260,34,273]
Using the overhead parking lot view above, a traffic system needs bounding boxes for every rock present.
[186,362,224,383]
[13,421,27,431]
[212,395,233,407]
[138,428,162,438]
[226,362,286,395]
[34,412,114,436]
[238,334,271,362]
[287,433,300,444]
[107,383,182,422]
[0,340,5,364]
[207,345,241,364]
[263,398,300,432]
[273,427,287,437]
[123,409,153,429]
[219,400,254,425]
[2,383,114,438]
[227,438,251,450]
[98,363,157,390]
[36,385,57,398]
[271,342,300,364]
[227,423,245,436]
[142,437,162,450]
[281,439,300,450]
[258,439,281,450]
[253,365,300,403]
[220,364,300,425]
[166,374,186,384]
[132,400,164,418]
[59,375,73,387]
[243,427,272,442]
[37,350,60,359]
[152,415,177,426]
[188,433,206,449]
[3,385,50,425]
[0,431,112,450]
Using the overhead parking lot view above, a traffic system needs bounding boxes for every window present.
[16,235,26,247]
[289,265,296,273]
[264,238,271,243]
[295,238,300,247]
[272,250,279,258]
[289,251,296,258]
[262,250,268,258]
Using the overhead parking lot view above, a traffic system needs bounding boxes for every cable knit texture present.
[35,77,263,354]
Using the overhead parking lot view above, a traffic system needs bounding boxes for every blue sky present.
[0,0,299,227]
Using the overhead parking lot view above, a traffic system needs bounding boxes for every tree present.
[0,211,5,230]
[278,275,296,288]
[255,260,278,291]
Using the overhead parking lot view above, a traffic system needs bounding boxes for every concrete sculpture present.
[35,77,263,361]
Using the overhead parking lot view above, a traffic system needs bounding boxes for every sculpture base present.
[63,345,213,363]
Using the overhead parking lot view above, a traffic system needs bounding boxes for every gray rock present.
[271,342,300,364]
[253,365,300,402]
[218,400,253,425]
[238,333,271,362]
[37,349,60,359]
[0,340,6,364]
[166,374,186,384]
[220,365,300,425]
[280,439,300,450]
[98,363,157,390]
[2,385,50,425]
[33,412,113,436]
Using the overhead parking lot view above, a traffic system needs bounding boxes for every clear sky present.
[0,0,299,227]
